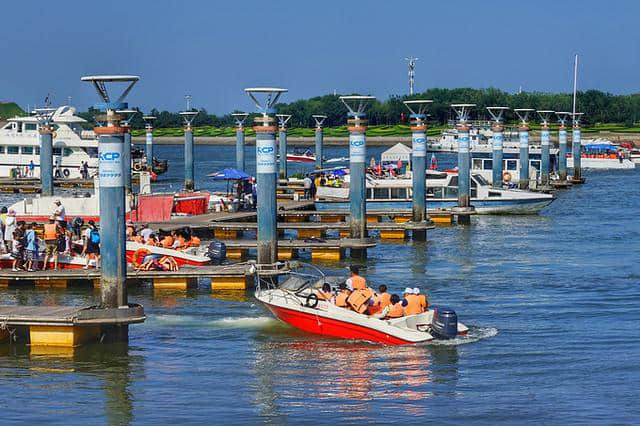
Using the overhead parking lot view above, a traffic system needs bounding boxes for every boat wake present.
[150,314,281,330]
[426,326,498,346]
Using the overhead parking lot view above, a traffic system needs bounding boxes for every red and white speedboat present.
[0,251,97,269]
[256,275,468,345]
[125,241,215,267]
[286,150,316,163]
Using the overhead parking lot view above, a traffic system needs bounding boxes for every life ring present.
[63,168,70,178]
[133,163,142,171]
[305,293,319,308]
[131,248,151,267]
[502,171,512,182]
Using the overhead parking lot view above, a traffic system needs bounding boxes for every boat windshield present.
[472,174,489,186]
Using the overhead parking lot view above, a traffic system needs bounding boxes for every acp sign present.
[99,142,123,187]
[256,135,276,173]
[349,134,366,163]
[412,133,427,157]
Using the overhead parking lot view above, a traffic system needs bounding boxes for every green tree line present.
[74,88,640,130]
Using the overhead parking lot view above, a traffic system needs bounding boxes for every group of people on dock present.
[0,201,101,271]
[315,266,428,319]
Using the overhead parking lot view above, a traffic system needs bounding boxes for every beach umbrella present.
[207,168,251,195]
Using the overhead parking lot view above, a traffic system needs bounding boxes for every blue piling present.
[123,130,132,193]
[572,124,582,182]
[349,119,367,247]
[236,126,245,171]
[518,126,530,189]
[558,125,568,181]
[492,124,504,189]
[411,121,427,240]
[145,126,153,167]
[315,127,323,170]
[184,126,194,191]
[97,129,128,308]
[255,126,278,264]
[279,127,287,179]
[39,127,53,196]
[540,125,551,188]
[457,124,471,209]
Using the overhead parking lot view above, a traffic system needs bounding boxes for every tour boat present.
[565,142,635,169]
[255,273,468,345]
[125,241,217,267]
[316,170,555,214]
[0,106,98,178]
[286,149,316,163]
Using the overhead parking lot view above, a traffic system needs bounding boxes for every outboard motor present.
[431,306,458,340]
[207,240,227,265]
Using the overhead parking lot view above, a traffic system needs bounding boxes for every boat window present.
[25,123,37,131]
[22,146,33,155]
[7,146,19,154]
[35,147,40,155]
[472,159,483,170]
[83,147,99,157]
[506,160,518,170]
[53,148,62,156]
[63,148,73,157]
[430,187,444,198]
[488,191,501,197]
[390,188,407,199]
[471,188,477,197]
[0,146,5,154]
[530,160,540,170]
[448,175,458,187]
[484,159,493,170]
[373,188,389,199]
[444,187,458,198]
[367,188,373,198]
[473,174,489,186]
[470,177,477,188]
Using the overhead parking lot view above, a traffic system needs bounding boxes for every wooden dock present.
[0,177,95,193]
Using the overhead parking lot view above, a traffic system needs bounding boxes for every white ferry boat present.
[566,141,635,169]
[0,106,98,178]
[316,170,554,214]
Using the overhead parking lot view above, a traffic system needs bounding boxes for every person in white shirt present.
[53,200,66,222]
[140,225,153,243]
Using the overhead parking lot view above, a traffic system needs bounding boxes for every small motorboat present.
[286,149,316,163]
[255,271,468,345]
[125,240,225,267]
[0,251,97,269]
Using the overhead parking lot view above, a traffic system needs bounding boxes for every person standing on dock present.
[42,218,60,271]
[28,160,35,177]
[3,209,16,253]
[303,175,312,200]
[53,200,66,222]
[81,220,100,269]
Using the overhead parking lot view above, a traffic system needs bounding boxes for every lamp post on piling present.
[486,107,509,189]
[142,115,156,169]
[555,112,571,182]
[33,108,56,196]
[276,114,292,180]
[537,110,554,190]
[245,87,287,265]
[451,104,476,225]
[513,108,535,189]
[403,100,432,240]
[116,109,138,195]
[340,95,375,256]
[571,112,585,184]
[81,75,139,331]
[232,112,248,172]
[312,115,327,170]
[179,98,198,191]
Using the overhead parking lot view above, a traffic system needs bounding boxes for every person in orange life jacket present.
[404,287,425,316]
[368,284,392,315]
[315,282,333,302]
[373,294,406,319]
[413,287,428,311]
[345,265,366,290]
[42,217,60,271]
[335,282,351,307]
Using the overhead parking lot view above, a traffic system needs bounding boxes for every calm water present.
[1,144,639,425]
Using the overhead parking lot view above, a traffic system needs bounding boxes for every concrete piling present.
[556,112,570,182]
[180,110,198,191]
[514,109,534,189]
[313,115,327,170]
[451,104,476,225]
[487,107,509,189]
[232,113,248,172]
[277,114,291,180]
[35,109,55,197]
[572,113,584,183]
[537,110,554,190]
[143,115,156,169]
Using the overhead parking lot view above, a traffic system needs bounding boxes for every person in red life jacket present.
[346,265,366,290]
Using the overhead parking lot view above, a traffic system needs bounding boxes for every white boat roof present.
[381,142,412,162]
[8,106,87,124]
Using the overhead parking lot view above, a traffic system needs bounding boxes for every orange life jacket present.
[44,223,57,240]
[378,292,391,309]
[347,288,373,314]
[350,275,366,290]
[133,235,144,244]
[404,294,424,316]
[162,236,174,248]
[188,236,201,247]
[335,290,350,307]
[386,302,404,319]
[418,294,428,310]
[316,290,332,301]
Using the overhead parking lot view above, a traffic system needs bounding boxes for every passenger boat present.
[566,141,635,169]
[255,272,468,345]
[125,241,217,267]
[286,149,316,163]
[316,170,554,214]
[0,251,97,269]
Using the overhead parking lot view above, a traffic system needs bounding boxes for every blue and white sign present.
[541,129,550,146]
[256,135,277,173]
[412,133,426,157]
[572,129,581,145]
[493,132,504,150]
[146,131,153,146]
[519,130,529,148]
[559,129,567,145]
[349,133,366,163]
[99,142,123,187]
[458,133,470,153]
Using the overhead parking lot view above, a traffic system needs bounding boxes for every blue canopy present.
[207,168,251,180]
[584,144,616,151]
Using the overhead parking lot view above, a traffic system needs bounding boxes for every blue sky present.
[2,0,638,114]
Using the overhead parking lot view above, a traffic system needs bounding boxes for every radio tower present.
[405,57,418,95]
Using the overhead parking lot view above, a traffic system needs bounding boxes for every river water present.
[1,144,639,424]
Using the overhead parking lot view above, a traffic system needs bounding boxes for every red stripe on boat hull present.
[264,302,414,345]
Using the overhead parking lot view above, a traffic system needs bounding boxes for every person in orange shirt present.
[377,285,391,309]
[413,287,428,311]
[315,283,333,302]
[188,235,201,247]
[346,265,366,290]
[161,233,174,248]
[374,294,405,319]
[335,282,351,308]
